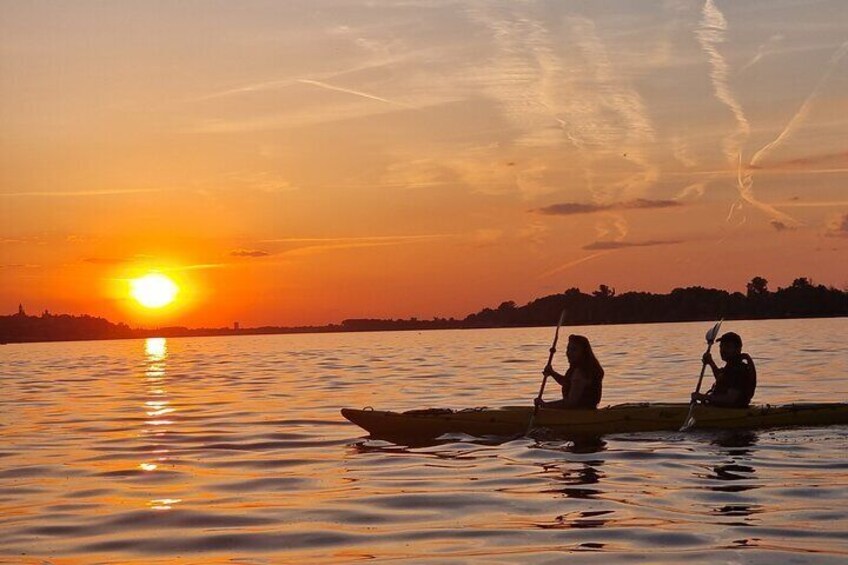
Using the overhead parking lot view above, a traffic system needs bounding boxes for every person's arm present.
[702,351,721,378]
[543,364,568,388]
[692,352,722,402]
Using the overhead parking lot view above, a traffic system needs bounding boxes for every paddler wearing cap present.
[691,331,757,408]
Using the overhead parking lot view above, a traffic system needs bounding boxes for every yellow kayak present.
[341,403,848,439]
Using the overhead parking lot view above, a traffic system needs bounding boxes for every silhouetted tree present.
[792,277,812,288]
[746,276,769,297]
[593,284,616,298]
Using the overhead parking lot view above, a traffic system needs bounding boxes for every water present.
[1,318,847,563]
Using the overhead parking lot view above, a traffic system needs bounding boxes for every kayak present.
[341,403,848,440]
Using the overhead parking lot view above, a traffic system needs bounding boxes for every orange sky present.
[2,1,847,327]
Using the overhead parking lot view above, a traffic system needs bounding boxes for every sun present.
[130,274,179,309]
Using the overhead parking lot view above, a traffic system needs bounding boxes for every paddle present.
[526,308,567,434]
[680,319,723,432]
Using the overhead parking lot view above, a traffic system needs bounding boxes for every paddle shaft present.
[535,345,558,399]
[692,343,714,396]
[682,340,716,429]
[527,311,566,433]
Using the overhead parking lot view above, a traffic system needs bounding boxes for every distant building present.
[16,304,25,316]
[234,322,240,331]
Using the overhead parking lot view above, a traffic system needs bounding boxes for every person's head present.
[566,334,604,379]
[717,331,742,361]
[566,334,589,364]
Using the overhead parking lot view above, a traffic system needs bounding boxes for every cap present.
[717,331,742,347]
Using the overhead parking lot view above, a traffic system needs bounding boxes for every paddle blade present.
[680,416,696,432]
[705,319,723,344]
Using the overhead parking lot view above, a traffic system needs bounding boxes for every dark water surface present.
[1,318,847,563]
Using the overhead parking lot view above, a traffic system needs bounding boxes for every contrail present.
[696,0,749,164]
[739,34,783,73]
[749,41,848,168]
[538,251,612,279]
[296,79,411,108]
[696,0,802,227]
[737,41,848,228]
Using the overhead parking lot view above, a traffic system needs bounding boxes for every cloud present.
[536,199,681,216]
[748,42,848,170]
[84,257,130,265]
[739,33,784,73]
[582,239,682,250]
[538,251,612,279]
[695,0,807,229]
[675,182,706,201]
[769,220,794,232]
[230,249,271,258]
[825,213,848,238]
[470,229,504,247]
[1,189,164,197]
[696,0,750,163]
[0,264,40,269]
[296,79,412,109]
[750,151,848,171]
[259,234,452,258]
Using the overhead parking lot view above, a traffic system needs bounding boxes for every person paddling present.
[535,334,604,409]
[691,331,756,408]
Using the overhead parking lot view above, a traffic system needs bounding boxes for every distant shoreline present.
[3,277,846,344]
[2,313,847,346]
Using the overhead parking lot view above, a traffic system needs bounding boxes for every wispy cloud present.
[697,0,750,163]
[775,199,848,208]
[83,257,131,265]
[748,41,848,170]
[749,151,848,171]
[769,220,794,232]
[538,251,613,279]
[671,135,698,168]
[258,234,451,258]
[230,249,271,258]
[582,239,682,250]
[174,263,227,272]
[261,235,449,244]
[1,189,165,197]
[0,263,41,269]
[296,79,412,108]
[536,199,681,216]
[696,0,804,228]
[739,33,784,73]
[675,182,707,200]
[465,7,657,203]
[824,213,848,238]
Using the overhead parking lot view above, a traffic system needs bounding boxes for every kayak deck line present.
[341,403,848,440]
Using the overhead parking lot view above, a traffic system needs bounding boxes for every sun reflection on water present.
[140,337,179,509]
[145,337,167,360]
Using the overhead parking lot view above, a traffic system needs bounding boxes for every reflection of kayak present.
[341,403,848,439]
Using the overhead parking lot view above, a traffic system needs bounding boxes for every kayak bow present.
[342,403,848,440]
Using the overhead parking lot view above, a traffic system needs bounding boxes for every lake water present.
[2,318,847,564]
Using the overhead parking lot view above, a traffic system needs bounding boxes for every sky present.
[1,0,847,327]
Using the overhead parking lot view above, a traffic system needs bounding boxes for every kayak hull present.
[341,403,848,440]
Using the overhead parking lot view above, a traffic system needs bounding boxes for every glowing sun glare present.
[130,274,178,309]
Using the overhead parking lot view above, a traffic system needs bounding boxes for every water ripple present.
[1,319,847,562]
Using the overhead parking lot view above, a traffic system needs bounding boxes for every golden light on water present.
[145,337,168,360]
[130,274,179,309]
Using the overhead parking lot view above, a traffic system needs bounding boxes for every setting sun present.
[130,274,179,309]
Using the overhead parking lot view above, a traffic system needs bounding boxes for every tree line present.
[2,277,845,343]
